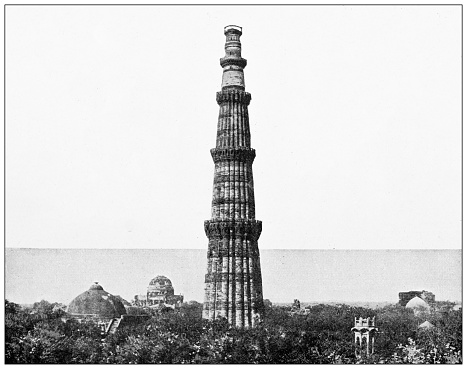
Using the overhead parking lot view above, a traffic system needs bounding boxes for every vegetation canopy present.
[5,299,462,364]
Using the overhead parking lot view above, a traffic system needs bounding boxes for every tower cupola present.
[220,25,247,90]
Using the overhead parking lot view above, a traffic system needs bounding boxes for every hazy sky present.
[6,5,461,250]
[5,249,462,304]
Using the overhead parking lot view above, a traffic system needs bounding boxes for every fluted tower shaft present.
[203,26,264,327]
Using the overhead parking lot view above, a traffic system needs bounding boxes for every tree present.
[4,298,462,364]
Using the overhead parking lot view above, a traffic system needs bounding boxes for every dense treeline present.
[5,299,462,364]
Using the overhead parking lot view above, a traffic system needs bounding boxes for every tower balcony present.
[220,56,247,69]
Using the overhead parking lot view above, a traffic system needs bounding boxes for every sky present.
[5,249,462,305]
[5,5,461,251]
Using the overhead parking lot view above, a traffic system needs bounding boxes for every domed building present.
[134,275,184,308]
[148,275,175,299]
[67,282,127,334]
[68,282,127,318]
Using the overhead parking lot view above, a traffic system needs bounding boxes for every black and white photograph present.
[5,4,462,364]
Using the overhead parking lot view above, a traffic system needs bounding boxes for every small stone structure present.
[292,299,301,310]
[398,290,435,307]
[351,317,378,355]
[133,275,183,308]
[289,299,311,316]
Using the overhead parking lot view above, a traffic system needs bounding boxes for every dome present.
[147,275,175,297]
[149,275,173,287]
[406,296,429,310]
[67,282,127,318]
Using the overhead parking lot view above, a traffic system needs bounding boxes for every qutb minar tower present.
[203,25,264,327]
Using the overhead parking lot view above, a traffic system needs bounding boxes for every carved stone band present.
[207,242,259,258]
[211,198,256,206]
[216,90,251,105]
[204,219,262,240]
[205,272,254,283]
[211,148,256,163]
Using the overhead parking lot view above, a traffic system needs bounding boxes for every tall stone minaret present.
[203,25,264,327]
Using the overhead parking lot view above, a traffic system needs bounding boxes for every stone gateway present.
[202,26,264,327]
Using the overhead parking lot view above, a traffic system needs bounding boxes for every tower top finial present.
[220,25,247,90]
[224,25,242,35]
